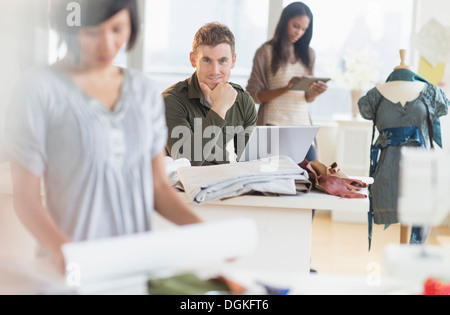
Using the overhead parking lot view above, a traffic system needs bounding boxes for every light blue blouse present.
[6,66,168,242]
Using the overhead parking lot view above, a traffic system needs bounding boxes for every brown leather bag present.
[299,159,368,199]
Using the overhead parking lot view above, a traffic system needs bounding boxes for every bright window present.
[144,0,270,93]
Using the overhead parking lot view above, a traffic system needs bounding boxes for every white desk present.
[1,162,370,281]
[153,191,369,276]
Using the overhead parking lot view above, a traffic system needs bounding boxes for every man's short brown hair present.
[192,22,236,56]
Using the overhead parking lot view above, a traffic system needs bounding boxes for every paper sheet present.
[61,218,258,291]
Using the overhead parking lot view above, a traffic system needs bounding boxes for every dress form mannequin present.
[359,49,449,249]
[376,50,426,106]
[375,50,425,244]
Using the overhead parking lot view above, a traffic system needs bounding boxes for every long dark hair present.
[270,2,313,75]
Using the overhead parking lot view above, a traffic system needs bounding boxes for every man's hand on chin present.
[200,82,237,119]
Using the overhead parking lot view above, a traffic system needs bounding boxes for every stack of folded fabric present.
[177,156,311,205]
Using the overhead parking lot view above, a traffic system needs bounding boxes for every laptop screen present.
[237,126,319,164]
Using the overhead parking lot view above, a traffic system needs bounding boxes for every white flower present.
[328,49,382,91]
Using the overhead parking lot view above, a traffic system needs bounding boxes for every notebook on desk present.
[237,126,319,164]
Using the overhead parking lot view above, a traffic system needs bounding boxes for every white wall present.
[267,0,283,40]
[415,0,450,29]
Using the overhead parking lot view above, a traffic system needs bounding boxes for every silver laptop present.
[237,126,319,164]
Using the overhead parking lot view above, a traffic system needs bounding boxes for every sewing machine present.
[384,148,450,282]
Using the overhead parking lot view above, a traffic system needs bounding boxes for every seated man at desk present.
[163,23,257,166]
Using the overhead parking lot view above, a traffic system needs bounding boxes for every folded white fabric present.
[164,156,191,186]
[177,155,309,204]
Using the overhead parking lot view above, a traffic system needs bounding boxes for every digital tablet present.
[290,76,331,92]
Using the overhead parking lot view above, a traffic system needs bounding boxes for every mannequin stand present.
[400,225,409,244]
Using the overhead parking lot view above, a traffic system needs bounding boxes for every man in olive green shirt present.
[163,23,257,166]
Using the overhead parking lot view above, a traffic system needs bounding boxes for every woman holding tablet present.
[246,2,327,161]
